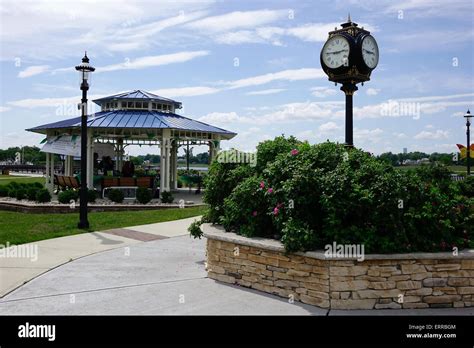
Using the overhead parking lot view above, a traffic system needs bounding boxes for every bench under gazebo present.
[26,90,236,198]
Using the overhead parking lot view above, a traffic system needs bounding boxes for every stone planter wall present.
[203,224,474,310]
[0,201,204,214]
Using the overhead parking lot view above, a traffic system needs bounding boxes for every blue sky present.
[0,0,473,156]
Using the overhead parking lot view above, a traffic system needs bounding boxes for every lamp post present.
[465,109,472,176]
[75,52,95,229]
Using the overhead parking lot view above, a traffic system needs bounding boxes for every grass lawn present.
[0,175,45,186]
[0,205,206,245]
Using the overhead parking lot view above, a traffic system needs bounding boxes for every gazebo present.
[26,90,236,195]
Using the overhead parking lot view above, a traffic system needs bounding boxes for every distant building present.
[403,148,407,154]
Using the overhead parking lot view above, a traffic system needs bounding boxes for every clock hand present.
[329,49,349,55]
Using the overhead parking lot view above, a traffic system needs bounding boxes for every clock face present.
[361,35,379,69]
[322,35,350,69]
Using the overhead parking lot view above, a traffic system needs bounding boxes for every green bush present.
[199,137,474,254]
[161,190,174,203]
[58,190,78,204]
[32,182,44,189]
[134,167,146,177]
[188,220,203,239]
[136,187,152,204]
[8,182,19,189]
[255,135,302,172]
[36,188,52,203]
[88,189,98,203]
[0,185,8,197]
[222,176,275,237]
[458,176,474,198]
[203,161,254,223]
[108,189,124,203]
[15,188,26,200]
[7,188,17,198]
[26,187,38,201]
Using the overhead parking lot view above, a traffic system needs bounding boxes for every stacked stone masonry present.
[204,228,474,310]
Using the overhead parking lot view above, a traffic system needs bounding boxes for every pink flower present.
[267,188,273,194]
[259,181,265,189]
[290,149,299,156]
[273,207,279,215]
[252,211,258,217]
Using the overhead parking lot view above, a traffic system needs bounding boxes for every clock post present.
[320,15,379,148]
[341,83,358,147]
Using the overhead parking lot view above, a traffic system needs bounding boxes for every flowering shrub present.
[221,176,274,237]
[203,161,255,224]
[196,136,474,254]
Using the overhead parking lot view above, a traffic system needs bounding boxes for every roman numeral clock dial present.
[322,36,350,69]
[362,35,379,69]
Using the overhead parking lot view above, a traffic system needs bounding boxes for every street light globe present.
[75,52,95,86]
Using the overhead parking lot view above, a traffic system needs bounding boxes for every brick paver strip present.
[102,229,169,242]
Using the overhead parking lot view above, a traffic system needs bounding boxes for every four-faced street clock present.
[320,15,379,147]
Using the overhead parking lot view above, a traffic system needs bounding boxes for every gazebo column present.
[160,129,171,193]
[50,152,55,190]
[65,155,73,176]
[69,155,75,175]
[115,138,124,172]
[86,129,94,189]
[209,139,220,163]
[45,152,52,193]
[170,141,178,190]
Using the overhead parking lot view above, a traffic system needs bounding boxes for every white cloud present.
[392,132,407,138]
[311,87,337,98]
[185,10,288,33]
[451,111,466,118]
[397,93,474,103]
[7,94,106,109]
[246,89,286,96]
[414,130,449,140]
[385,0,474,18]
[366,88,380,96]
[318,121,341,132]
[199,100,343,127]
[226,68,325,89]
[286,22,377,42]
[152,86,220,98]
[354,128,384,143]
[17,65,50,78]
[97,51,209,73]
[0,1,214,59]
[0,106,11,112]
[214,22,377,46]
[198,111,245,125]
[215,30,265,45]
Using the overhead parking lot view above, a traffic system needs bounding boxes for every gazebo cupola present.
[93,90,182,113]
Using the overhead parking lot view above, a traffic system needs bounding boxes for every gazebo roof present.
[26,110,236,139]
[93,90,182,108]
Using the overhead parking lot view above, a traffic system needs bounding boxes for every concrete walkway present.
[0,216,200,298]
[1,217,474,315]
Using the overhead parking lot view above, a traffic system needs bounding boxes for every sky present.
[0,0,473,157]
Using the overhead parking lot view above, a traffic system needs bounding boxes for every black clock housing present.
[320,17,378,84]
